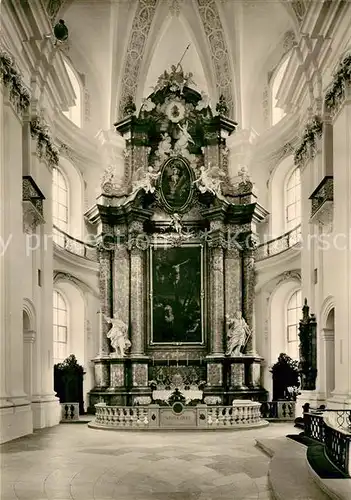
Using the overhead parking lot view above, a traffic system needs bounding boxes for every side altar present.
[86,66,268,411]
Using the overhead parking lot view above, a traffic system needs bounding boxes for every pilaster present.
[329,84,351,405]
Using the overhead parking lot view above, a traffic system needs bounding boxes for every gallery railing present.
[53,225,97,261]
[255,225,301,260]
[93,401,266,429]
[304,409,351,476]
[260,401,296,420]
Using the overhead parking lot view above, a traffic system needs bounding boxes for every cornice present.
[252,112,299,162]
[255,243,301,275]
[55,116,101,167]
[53,244,99,274]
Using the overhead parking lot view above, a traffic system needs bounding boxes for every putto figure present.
[226,311,251,357]
[105,314,131,357]
[131,166,160,195]
[174,121,194,154]
[193,163,225,197]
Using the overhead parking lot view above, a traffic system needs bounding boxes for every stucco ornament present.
[174,121,195,155]
[153,64,195,94]
[196,91,210,111]
[101,164,124,195]
[142,97,156,112]
[193,163,225,197]
[131,166,161,195]
[166,100,186,123]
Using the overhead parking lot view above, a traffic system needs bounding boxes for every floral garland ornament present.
[325,54,351,114]
[0,51,30,113]
[294,115,323,167]
[30,117,59,167]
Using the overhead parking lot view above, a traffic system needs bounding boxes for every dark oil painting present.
[160,157,193,211]
[152,246,202,343]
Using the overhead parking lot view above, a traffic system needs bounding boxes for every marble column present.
[98,247,113,357]
[209,244,225,356]
[128,221,148,390]
[130,244,145,357]
[242,249,256,355]
[224,245,241,323]
[95,247,112,388]
[113,241,129,327]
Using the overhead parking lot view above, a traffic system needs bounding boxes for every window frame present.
[53,289,69,365]
[52,166,70,234]
[285,288,302,360]
[62,58,83,128]
[270,54,290,127]
[284,166,301,232]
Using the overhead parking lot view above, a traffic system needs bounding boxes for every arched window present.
[53,290,68,365]
[271,56,289,126]
[53,167,68,244]
[285,167,301,231]
[63,60,82,128]
[286,289,302,360]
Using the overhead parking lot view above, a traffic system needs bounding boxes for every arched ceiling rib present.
[116,0,236,120]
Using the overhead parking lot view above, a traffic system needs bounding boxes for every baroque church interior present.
[1,0,351,499]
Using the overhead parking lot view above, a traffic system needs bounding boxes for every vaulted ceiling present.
[58,0,297,132]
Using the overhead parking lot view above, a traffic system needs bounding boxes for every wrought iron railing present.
[255,225,301,260]
[310,176,333,219]
[304,409,351,476]
[260,401,296,420]
[304,411,325,442]
[53,225,97,261]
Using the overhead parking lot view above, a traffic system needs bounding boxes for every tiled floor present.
[1,422,296,500]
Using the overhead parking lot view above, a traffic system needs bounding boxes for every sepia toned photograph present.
[1,0,350,499]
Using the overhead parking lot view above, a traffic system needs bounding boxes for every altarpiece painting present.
[151,246,203,344]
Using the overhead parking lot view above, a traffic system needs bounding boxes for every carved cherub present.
[193,163,225,197]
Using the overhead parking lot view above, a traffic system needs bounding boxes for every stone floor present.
[1,422,296,500]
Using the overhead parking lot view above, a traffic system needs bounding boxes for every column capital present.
[321,328,334,341]
[23,330,36,343]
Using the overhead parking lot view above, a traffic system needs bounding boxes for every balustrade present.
[255,225,301,260]
[260,401,295,420]
[304,409,351,476]
[53,225,97,261]
[93,401,266,429]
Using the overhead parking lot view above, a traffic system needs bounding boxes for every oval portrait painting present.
[159,157,193,212]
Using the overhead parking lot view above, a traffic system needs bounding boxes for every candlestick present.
[186,353,188,366]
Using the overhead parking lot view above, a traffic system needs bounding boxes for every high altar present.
[87,67,268,410]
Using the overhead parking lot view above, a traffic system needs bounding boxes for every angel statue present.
[226,311,251,357]
[171,213,182,234]
[131,166,160,196]
[174,121,194,154]
[105,314,131,357]
[237,164,252,184]
[193,163,225,197]
[157,133,172,158]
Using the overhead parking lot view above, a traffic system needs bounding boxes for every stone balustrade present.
[207,400,263,427]
[92,400,268,430]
